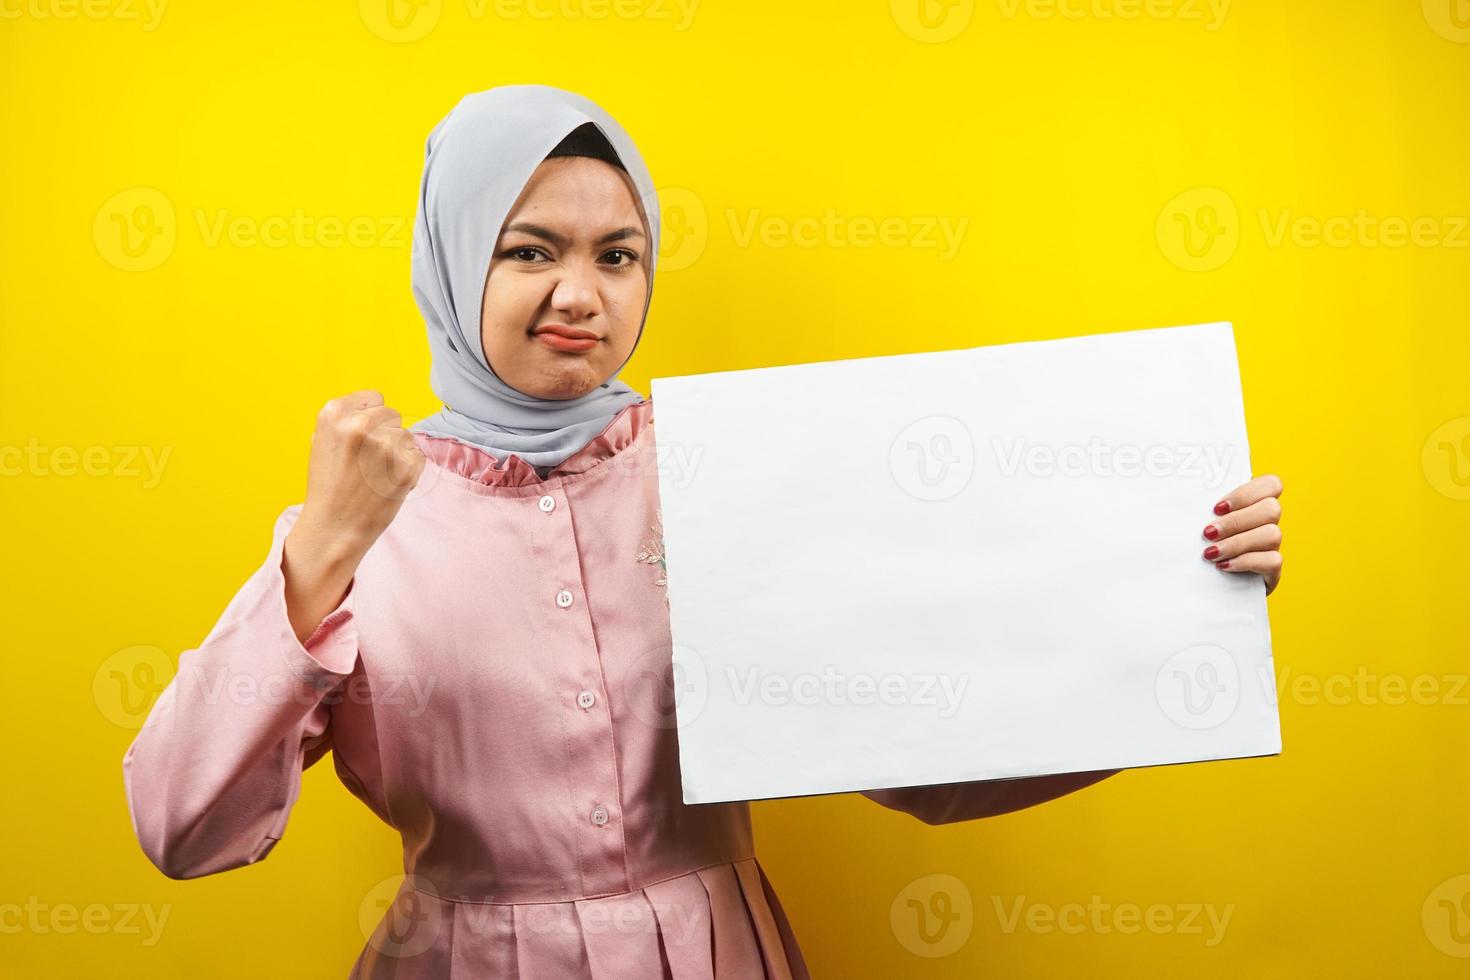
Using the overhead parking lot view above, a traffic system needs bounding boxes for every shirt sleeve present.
[859,769,1122,825]
[121,504,360,879]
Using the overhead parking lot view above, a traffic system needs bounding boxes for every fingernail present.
[1215,560,1231,569]
[1213,500,1231,516]
[1203,545,1220,560]
[1203,525,1220,540]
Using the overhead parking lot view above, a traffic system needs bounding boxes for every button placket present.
[532,480,628,889]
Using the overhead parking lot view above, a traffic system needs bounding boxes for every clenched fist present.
[298,389,427,550]
[282,390,426,646]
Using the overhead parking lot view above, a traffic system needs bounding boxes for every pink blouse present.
[122,398,1117,978]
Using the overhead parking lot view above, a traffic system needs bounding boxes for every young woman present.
[123,84,1285,979]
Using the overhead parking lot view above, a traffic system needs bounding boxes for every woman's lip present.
[533,324,598,339]
[533,332,599,353]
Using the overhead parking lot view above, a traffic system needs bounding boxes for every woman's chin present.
[513,364,604,401]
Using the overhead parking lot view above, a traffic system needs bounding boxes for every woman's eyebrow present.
[503,222,646,246]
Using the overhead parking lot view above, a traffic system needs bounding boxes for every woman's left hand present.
[1202,474,1284,596]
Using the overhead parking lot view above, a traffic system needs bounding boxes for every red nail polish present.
[1215,560,1231,569]
[1203,525,1220,540]
[1213,500,1231,516]
[1204,545,1220,560]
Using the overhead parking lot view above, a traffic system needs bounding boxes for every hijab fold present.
[408,85,660,472]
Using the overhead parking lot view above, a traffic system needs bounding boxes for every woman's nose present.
[549,262,602,320]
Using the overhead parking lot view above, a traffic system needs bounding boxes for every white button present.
[538,495,556,513]
[555,589,574,608]
[577,690,596,710]
[590,805,609,826]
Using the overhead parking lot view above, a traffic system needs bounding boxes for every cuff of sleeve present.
[268,517,360,680]
[285,587,358,678]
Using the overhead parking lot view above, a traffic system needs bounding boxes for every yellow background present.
[3,0,1468,976]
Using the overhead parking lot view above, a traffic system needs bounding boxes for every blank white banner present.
[651,322,1280,805]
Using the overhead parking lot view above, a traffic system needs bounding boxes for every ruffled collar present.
[411,399,653,489]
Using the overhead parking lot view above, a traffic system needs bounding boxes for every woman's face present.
[480,156,650,400]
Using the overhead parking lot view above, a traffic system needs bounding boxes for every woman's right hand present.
[298,389,427,551]
[282,390,426,645]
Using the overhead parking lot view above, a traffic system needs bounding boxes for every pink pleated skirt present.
[349,857,811,979]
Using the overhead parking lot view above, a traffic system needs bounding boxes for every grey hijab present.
[408,85,659,473]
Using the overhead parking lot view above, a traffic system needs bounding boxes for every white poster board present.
[651,322,1280,805]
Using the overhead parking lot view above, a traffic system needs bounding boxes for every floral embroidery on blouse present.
[636,515,667,589]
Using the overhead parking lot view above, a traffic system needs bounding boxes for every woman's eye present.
[501,246,637,266]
